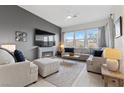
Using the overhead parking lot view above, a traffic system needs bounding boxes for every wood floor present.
[28,59,119,87]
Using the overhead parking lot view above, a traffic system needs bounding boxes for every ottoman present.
[33,58,60,77]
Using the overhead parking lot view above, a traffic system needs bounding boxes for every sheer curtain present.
[105,17,115,48]
[61,32,65,46]
[98,26,106,47]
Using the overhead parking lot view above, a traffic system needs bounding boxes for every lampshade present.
[1,44,16,52]
[60,44,64,49]
[103,48,121,60]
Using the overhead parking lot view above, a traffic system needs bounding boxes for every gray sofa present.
[87,55,106,74]
[62,48,90,61]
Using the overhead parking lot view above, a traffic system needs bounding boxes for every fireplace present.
[38,47,56,58]
[42,51,53,57]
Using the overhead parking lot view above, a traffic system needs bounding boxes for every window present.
[87,28,98,48]
[75,31,85,48]
[64,32,74,47]
[64,28,99,48]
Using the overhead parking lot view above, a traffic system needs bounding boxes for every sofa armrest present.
[87,55,106,64]
[92,56,106,63]
[0,62,30,87]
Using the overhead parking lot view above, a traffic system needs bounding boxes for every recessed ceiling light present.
[66,14,77,19]
[66,15,72,19]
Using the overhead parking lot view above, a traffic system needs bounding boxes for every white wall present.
[62,19,107,32]
[112,6,124,73]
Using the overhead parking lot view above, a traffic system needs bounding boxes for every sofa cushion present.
[74,48,90,54]
[14,50,25,62]
[0,48,15,65]
[30,62,38,74]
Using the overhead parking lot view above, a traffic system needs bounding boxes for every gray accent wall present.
[0,5,61,60]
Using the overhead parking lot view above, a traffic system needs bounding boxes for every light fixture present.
[66,14,77,19]
[60,44,64,49]
[1,44,16,52]
[59,43,64,53]
[66,15,72,19]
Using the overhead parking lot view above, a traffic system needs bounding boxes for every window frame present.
[75,31,85,48]
[64,28,99,48]
[86,28,99,48]
[64,32,75,48]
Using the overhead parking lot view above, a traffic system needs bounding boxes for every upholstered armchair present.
[0,48,38,87]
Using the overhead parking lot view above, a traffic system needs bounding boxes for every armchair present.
[0,61,38,87]
[0,48,38,87]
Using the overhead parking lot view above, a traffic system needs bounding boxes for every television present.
[34,28,55,47]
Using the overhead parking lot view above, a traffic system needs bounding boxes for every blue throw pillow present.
[64,48,74,53]
[14,50,25,62]
[93,50,103,57]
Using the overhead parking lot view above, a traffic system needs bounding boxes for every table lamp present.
[60,44,64,52]
[103,48,121,71]
[1,44,16,52]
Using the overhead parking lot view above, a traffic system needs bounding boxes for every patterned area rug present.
[45,60,85,87]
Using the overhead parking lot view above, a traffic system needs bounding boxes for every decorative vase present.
[106,59,119,71]
[69,53,74,56]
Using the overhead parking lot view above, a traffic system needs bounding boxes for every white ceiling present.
[20,5,113,27]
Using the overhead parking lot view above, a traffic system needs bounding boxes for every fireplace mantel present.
[38,47,56,58]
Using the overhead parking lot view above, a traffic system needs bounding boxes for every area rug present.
[44,60,85,87]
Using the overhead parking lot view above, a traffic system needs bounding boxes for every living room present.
[0,4,124,88]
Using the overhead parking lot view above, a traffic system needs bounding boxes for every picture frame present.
[15,31,27,42]
[22,32,27,42]
[15,31,22,41]
[115,16,122,38]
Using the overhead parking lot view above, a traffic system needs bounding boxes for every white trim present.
[64,28,99,48]
[62,19,107,32]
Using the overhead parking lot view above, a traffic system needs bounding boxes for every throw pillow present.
[0,48,15,65]
[93,50,103,57]
[64,48,74,53]
[14,50,25,62]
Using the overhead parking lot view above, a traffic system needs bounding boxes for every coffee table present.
[62,54,80,60]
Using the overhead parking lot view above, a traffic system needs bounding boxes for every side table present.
[101,64,124,87]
